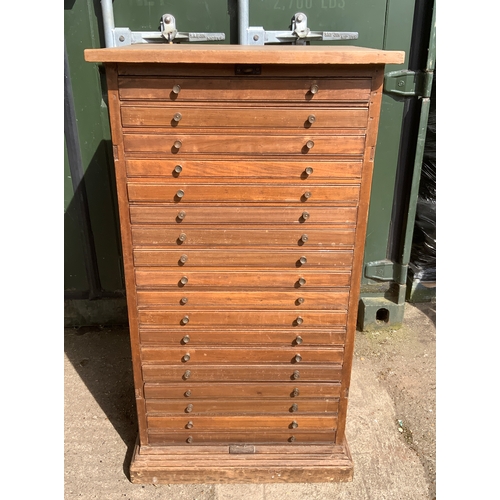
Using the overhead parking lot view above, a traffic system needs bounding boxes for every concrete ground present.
[64,302,436,500]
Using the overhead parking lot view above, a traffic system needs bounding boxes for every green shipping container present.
[64,0,435,329]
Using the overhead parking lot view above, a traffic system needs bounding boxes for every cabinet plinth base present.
[129,439,353,484]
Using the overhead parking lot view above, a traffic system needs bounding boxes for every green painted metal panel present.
[64,139,89,293]
[362,0,415,285]
[250,0,387,47]
[65,0,124,294]
[113,0,231,39]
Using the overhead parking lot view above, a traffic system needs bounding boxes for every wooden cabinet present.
[85,44,404,484]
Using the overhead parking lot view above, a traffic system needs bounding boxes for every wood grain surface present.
[85,46,401,479]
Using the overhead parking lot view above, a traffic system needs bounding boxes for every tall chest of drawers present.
[85,45,404,484]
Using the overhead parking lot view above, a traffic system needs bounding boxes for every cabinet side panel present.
[105,63,148,446]
[336,66,385,441]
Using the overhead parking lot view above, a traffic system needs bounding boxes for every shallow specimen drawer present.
[138,310,348,328]
[146,398,339,414]
[121,105,369,129]
[141,364,343,383]
[123,133,365,155]
[118,77,372,102]
[136,290,349,310]
[139,328,346,346]
[127,183,360,203]
[140,346,344,364]
[129,205,358,226]
[131,226,356,247]
[144,382,342,399]
[125,159,362,179]
[147,415,337,432]
[133,249,354,268]
[147,430,336,445]
[135,269,351,288]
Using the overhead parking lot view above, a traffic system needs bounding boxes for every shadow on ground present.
[412,301,436,327]
[64,326,137,477]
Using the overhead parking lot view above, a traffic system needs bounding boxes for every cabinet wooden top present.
[84,44,404,65]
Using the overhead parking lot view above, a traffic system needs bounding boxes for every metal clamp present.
[100,0,225,48]
[245,12,358,46]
